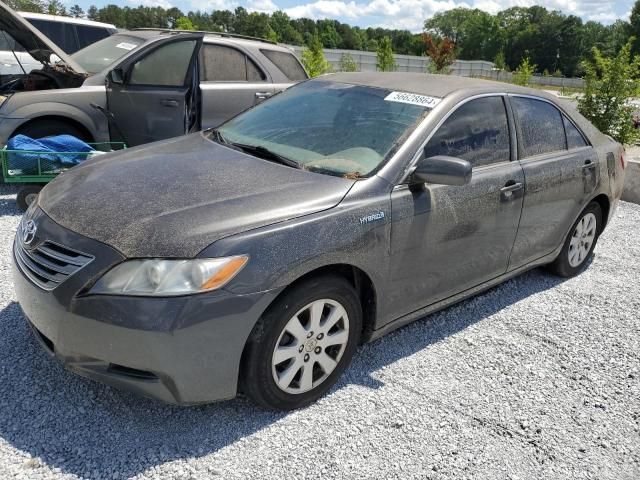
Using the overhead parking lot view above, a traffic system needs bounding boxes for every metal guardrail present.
[288,46,585,89]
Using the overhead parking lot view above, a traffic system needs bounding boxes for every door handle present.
[161,99,179,108]
[500,181,523,201]
[255,91,272,100]
[582,160,597,171]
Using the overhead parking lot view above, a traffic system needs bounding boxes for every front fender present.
[0,88,108,143]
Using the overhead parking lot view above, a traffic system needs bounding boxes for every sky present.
[66,0,635,32]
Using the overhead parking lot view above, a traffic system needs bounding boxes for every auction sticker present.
[115,42,137,50]
[384,91,441,108]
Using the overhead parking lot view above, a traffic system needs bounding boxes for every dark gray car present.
[12,73,626,410]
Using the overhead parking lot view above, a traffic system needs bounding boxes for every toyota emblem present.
[21,219,37,246]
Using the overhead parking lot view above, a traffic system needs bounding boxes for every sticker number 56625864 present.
[384,91,441,108]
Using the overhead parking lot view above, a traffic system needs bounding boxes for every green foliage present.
[376,36,396,72]
[339,53,358,72]
[578,39,640,144]
[301,36,332,77]
[513,57,536,85]
[493,51,506,70]
[69,4,84,18]
[175,17,196,31]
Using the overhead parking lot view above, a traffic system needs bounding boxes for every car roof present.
[18,11,116,29]
[323,72,553,99]
[130,28,286,49]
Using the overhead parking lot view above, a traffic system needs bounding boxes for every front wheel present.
[547,201,602,277]
[242,275,362,410]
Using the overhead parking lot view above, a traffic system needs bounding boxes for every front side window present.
[260,49,307,81]
[424,96,511,167]
[214,80,431,177]
[512,96,566,158]
[72,34,145,74]
[129,40,196,86]
[200,44,266,82]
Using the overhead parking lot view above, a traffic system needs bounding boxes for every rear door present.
[507,95,599,269]
[199,42,274,128]
[106,33,203,147]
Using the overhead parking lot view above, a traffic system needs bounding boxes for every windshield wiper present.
[209,130,301,169]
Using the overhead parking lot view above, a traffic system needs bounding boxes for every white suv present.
[1,12,115,76]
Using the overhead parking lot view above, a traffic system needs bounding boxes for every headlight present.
[90,256,248,296]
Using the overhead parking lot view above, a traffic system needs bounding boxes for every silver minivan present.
[0,3,307,147]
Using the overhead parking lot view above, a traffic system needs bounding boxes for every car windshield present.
[213,80,433,178]
[71,34,144,74]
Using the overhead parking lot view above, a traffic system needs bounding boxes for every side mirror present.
[109,68,124,84]
[410,155,472,186]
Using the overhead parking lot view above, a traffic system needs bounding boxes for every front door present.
[198,43,274,129]
[507,95,599,269]
[106,34,203,147]
[387,96,525,321]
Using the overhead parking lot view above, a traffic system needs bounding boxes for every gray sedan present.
[12,73,626,410]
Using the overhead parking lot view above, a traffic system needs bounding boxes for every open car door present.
[105,33,203,147]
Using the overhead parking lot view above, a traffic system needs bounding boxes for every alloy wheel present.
[271,298,350,394]
[568,212,597,267]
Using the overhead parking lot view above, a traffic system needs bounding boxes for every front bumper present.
[12,209,281,405]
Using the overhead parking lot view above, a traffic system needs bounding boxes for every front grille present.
[14,238,93,291]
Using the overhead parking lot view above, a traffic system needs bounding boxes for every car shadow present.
[0,265,573,478]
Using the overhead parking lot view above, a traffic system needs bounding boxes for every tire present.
[16,184,42,212]
[547,201,602,277]
[242,275,362,410]
[15,119,91,142]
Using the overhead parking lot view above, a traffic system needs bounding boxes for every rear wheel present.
[16,184,42,211]
[547,202,602,277]
[242,275,362,410]
[15,119,91,141]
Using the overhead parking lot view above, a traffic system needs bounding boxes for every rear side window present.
[424,96,511,168]
[200,44,266,82]
[28,19,78,53]
[76,25,110,50]
[129,40,196,86]
[563,115,588,149]
[260,49,307,81]
[512,97,566,158]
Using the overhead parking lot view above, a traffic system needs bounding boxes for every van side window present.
[76,25,111,50]
[200,44,266,82]
[27,19,78,53]
[424,96,511,168]
[511,97,567,158]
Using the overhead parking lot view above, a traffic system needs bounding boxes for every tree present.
[376,36,396,72]
[579,39,640,144]
[494,50,506,70]
[6,0,46,13]
[69,4,84,18]
[339,53,358,72]
[301,35,332,77]
[46,0,66,15]
[513,57,536,85]
[423,34,456,73]
[175,17,195,31]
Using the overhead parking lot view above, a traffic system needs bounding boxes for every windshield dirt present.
[71,34,144,74]
[213,80,433,178]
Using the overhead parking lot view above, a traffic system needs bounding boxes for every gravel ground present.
[0,184,638,480]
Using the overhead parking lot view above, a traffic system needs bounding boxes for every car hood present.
[0,3,85,73]
[38,133,355,258]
